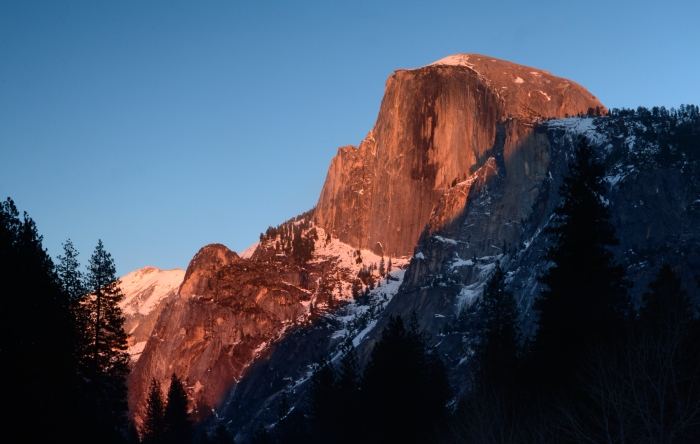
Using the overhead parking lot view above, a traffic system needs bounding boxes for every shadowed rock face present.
[314,54,604,257]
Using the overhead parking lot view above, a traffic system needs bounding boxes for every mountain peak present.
[315,54,605,257]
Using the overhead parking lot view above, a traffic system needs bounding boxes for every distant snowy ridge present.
[120,266,184,316]
[119,266,185,361]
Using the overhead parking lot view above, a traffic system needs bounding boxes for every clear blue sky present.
[1,1,698,276]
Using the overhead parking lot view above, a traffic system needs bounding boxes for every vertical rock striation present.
[315,54,604,257]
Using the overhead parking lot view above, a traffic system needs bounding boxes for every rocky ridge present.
[121,55,699,442]
[127,225,408,427]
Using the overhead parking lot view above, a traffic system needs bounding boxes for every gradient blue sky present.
[1,1,698,276]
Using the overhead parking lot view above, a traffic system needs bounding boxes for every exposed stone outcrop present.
[126,233,382,427]
[315,54,604,257]
[128,243,307,425]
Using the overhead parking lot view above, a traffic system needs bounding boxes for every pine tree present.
[141,378,166,444]
[57,238,86,302]
[275,393,307,444]
[639,264,693,332]
[77,240,131,441]
[307,358,338,443]
[533,138,628,386]
[633,264,700,442]
[474,262,521,387]
[320,346,363,444]
[337,346,360,396]
[379,257,386,276]
[164,373,193,444]
[361,315,450,443]
[0,198,81,441]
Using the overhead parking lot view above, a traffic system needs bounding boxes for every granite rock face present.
[128,244,309,424]
[314,54,604,257]
[126,232,386,427]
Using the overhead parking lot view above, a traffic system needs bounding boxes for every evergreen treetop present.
[76,240,130,441]
[164,373,193,444]
[361,315,450,443]
[533,137,628,385]
[474,261,521,386]
[141,378,166,444]
[57,238,86,302]
[639,264,694,333]
[0,198,81,441]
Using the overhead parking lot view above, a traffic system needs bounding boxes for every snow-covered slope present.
[119,266,185,361]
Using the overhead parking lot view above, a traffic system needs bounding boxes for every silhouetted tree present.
[57,238,86,302]
[274,393,307,444]
[334,346,362,443]
[77,240,131,441]
[562,264,700,443]
[361,315,450,443]
[126,421,141,444]
[532,138,628,387]
[141,378,166,444]
[0,198,81,442]
[639,264,693,332]
[473,262,521,387]
[164,373,193,444]
[307,358,339,443]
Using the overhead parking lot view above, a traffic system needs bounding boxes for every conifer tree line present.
[1,198,205,443]
[442,138,700,443]
[258,211,318,263]
[0,198,131,442]
[140,374,196,444]
[252,314,450,444]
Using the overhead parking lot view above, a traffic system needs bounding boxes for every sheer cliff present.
[314,54,604,257]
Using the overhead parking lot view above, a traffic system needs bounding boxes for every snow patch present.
[119,267,185,316]
[433,235,458,245]
[240,242,259,259]
[427,54,474,68]
[450,256,474,270]
[128,341,147,358]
